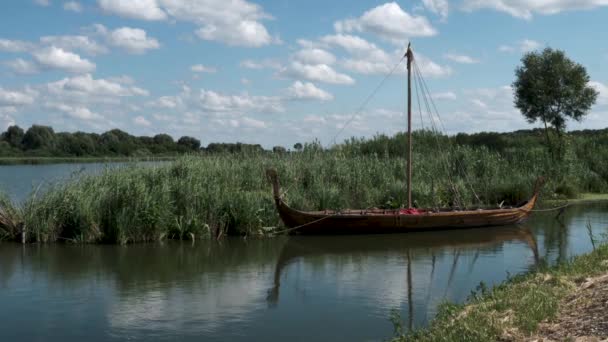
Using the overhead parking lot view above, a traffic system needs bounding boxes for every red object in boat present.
[399,208,423,215]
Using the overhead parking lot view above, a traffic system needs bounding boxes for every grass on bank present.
[390,242,608,342]
[0,135,606,244]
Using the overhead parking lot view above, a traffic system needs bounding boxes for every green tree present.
[293,142,303,151]
[22,125,56,150]
[1,125,24,148]
[177,136,201,151]
[513,47,598,155]
[272,146,287,154]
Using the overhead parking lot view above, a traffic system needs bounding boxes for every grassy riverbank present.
[0,132,607,243]
[390,242,608,341]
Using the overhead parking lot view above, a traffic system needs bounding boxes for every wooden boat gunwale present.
[266,169,544,234]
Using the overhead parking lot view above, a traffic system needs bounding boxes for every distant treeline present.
[336,128,608,157]
[0,125,202,157]
[1,124,608,158]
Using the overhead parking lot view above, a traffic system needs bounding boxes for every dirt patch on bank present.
[532,271,608,341]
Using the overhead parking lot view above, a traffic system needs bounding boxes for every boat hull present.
[276,197,537,234]
[267,169,542,235]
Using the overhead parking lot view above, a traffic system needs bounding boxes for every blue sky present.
[0,0,607,148]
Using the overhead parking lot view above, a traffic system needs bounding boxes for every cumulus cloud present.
[63,1,82,12]
[444,53,479,64]
[239,59,282,70]
[46,74,149,102]
[0,87,36,106]
[286,81,334,101]
[334,2,437,45]
[133,115,152,126]
[40,35,108,55]
[105,27,160,54]
[422,0,449,20]
[432,91,457,100]
[4,59,40,75]
[590,81,608,105]
[198,89,283,113]
[280,62,355,85]
[98,0,277,47]
[191,64,217,73]
[292,48,336,65]
[32,46,96,73]
[240,116,267,129]
[0,39,34,53]
[462,0,608,20]
[98,0,167,20]
[499,39,542,53]
[47,103,104,120]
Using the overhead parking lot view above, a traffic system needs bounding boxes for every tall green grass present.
[0,134,606,244]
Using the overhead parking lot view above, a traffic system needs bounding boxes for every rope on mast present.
[332,55,406,144]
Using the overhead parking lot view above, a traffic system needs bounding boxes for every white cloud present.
[133,115,152,126]
[280,62,355,85]
[99,0,276,47]
[417,55,453,78]
[107,27,160,54]
[164,0,276,47]
[320,34,400,75]
[98,0,167,21]
[240,116,266,129]
[198,89,283,113]
[32,46,96,73]
[191,64,217,73]
[462,0,608,20]
[239,59,282,70]
[241,78,251,86]
[34,0,51,6]
[63,1,82,12]
[334,2,437,45]
[432,91,457,100]
[292,48,336,65]
[4,59,40,75]
[422,0,449,19]
[47,74,149,98]
[0,39,33,53]
[47,103,104,120]
[0,108,16,130]
[0,87,36,106]
[286,81,334,101]
[195,20,273,47]
[590,81,608,105]
[40,35,108,55]
[499,39,542,53]
[444,53,479,64]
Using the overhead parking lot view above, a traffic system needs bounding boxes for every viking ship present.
[267,44,543,234]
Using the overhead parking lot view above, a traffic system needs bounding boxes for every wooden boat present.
[267,44,543,234]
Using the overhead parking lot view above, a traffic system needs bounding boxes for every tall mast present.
[406,43,413,209]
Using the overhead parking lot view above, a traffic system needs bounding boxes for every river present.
[0,163,606,341]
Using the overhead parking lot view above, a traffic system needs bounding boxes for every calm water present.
[0,164,607,341]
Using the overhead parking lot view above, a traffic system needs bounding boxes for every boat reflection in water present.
[268,225,539,329]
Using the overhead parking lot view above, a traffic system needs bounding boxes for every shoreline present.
[391,242,608,341]
[0,156,178,165]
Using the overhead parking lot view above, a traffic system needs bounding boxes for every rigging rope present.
[412,60,483,207]
[332,55,406,144]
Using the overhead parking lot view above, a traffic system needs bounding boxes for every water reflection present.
[0,202,606,342]
[268,225,539,329]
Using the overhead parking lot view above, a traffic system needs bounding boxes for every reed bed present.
[0,138,606,243]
